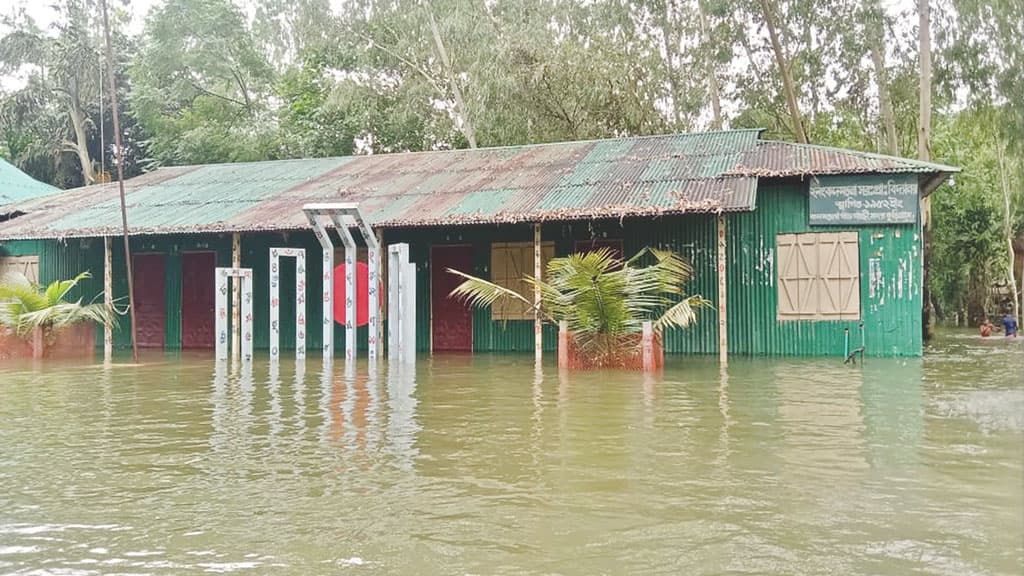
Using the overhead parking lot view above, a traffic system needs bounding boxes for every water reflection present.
[0,333,1020,575]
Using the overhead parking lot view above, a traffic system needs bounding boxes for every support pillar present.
[717,213,728,365]
[557,320,568,369]
[375,229,385,360]
[103,237,113,362]
[534,223,542,367]
[231,232,241,361]
[642,321,654,372]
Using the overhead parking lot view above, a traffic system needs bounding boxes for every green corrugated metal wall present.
[2,177,923,358]
[386,217,719,354]
[0,238,106,347]
[726,180,922,357]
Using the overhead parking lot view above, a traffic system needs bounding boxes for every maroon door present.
[132,254,166,348]
[181,252,216,349]
[431,245,473,352]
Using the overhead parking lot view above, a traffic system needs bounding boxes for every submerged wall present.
[0,177,923,357]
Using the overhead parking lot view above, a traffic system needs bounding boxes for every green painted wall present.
[726,180,922,357]
[2,177,923,358]
[0,238,106,347]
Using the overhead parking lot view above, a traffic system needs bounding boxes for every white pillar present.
[269,247,306,361]
[330,215,357,362]
[717,213,728,365]
[306,214,334,360]
[215,268,229,360]
[388,245,402,362]
[270,249,280,359]
[103,237,113,362]
[231,232,241,361]
[216,267,253,362]
[241,269,253,362]
[403,257,416,364]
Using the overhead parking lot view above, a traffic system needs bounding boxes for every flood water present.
[0,332,1021,575]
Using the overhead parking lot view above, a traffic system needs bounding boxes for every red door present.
[181,252,216,349]
[431,245,473,352]
[132,253,166,348]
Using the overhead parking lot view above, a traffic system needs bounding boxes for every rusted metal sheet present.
[0,131,955,240]
[728,141,960,178]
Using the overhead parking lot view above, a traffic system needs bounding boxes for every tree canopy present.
[0,0,1020,322]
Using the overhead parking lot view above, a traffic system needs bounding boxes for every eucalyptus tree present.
[131,0,278,164]
[0,1,104,185]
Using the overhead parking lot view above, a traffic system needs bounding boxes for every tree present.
[449,247,710,365]
[0,1,105,186]
[863,0,898,155]
[0,271,116,337]
[757,0,807,143]
[131,0,278,165]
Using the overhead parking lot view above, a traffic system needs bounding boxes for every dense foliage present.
[0,0,1020,322]
[0,271,116,336]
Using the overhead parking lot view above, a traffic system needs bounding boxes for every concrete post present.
[641,320,654,372]
[103,237,113,362]
[231,232,241,361]
[717,213,728,365]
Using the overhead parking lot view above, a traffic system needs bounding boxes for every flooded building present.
[0,130,957,357]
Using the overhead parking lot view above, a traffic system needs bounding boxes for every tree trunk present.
[917,0,932,163]
[698,1,723,130]
[998,144,1020,320]
[866,0,898,155]
[68,87,94,185]
[918,0,935,339]
[758,0,807,143]
[660,1,684,128]
[428,10,477,149]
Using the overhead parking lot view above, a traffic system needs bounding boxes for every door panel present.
[431,245,473,352]
[181,252,216,349]
[133,254,166,349]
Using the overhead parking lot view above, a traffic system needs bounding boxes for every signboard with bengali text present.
[809,174,918,225]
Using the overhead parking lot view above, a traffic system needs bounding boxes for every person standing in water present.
[980,317,994,337]
[1002,314,1018,338]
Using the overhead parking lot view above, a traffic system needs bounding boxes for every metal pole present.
[99,0,138,362]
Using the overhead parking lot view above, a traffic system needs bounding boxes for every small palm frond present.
[0,272,48,314]
[655,296,712,333]
[16,301,117,336]
[43,271,91,306]
[448,269,557,323]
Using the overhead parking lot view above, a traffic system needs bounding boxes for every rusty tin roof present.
[0,130,956,240]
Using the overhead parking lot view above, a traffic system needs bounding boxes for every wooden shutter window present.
[0,255,40,284]
[490,242,554,320]
[776,232,860,321]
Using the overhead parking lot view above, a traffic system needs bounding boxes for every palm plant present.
[449,247,710,362]
[0,271,116,337]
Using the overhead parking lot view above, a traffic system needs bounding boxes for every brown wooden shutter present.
[777,232,860,321]
[0,255,40,284]
[777,234,799,317]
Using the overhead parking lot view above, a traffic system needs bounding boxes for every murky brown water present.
[0,331,1021,575]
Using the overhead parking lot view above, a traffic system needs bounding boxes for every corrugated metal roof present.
[0,130,956,240]
[726,141,961,177]
[0,157,59,206]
